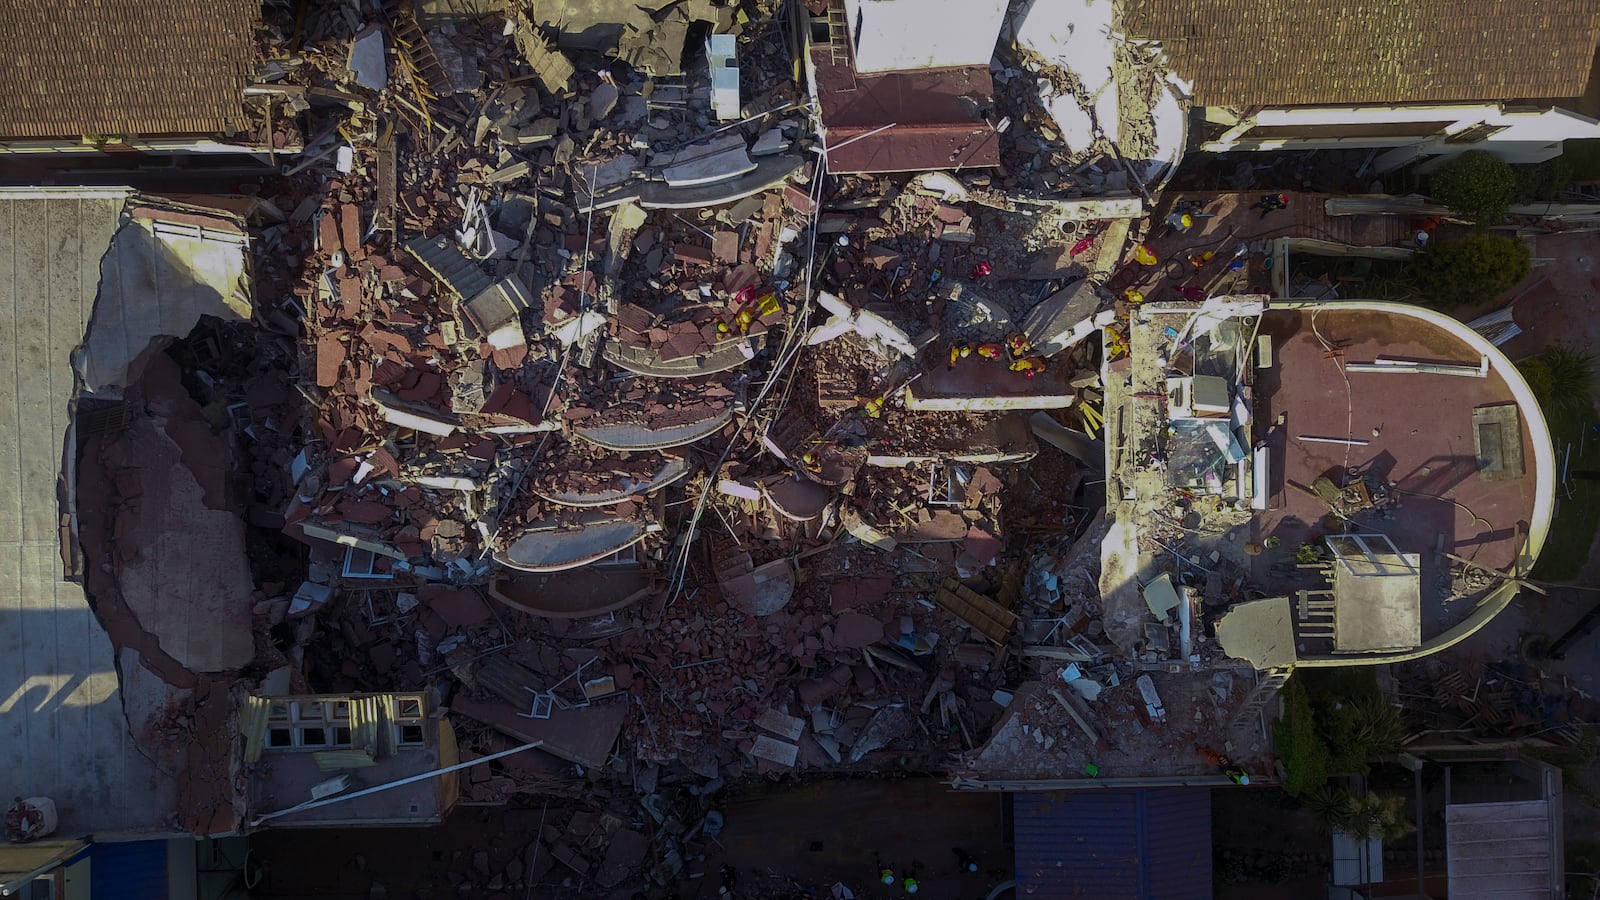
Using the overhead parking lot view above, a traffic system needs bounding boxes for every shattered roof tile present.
[0,0,259,140]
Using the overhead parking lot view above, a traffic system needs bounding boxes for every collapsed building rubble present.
[34,0,1548,890]
[241,0,1156,821]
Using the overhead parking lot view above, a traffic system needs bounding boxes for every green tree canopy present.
[1408,233,1531,308]
[1430,150,1517,225]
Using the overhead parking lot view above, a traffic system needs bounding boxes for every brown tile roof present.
[809,46,1001,174]
[1124,0,1600,107]
[0,0,259,141]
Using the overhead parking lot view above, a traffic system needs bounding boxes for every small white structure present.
[706,34,740,121]
[842,0,1007,73]
[1203,104,1600,171]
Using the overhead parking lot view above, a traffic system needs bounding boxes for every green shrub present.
[1562,139,1600,180]
[1408,233,1531,308]
[1518,356,1556,405]
[1429,150,1517,224]
[1539,344,1598,417]
[1514,157,1575,203]
[1308,788,1415,841]
[1275,679,1329,797]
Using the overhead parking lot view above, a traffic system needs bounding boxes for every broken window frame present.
[263,694,429,752]
[343,546,396,580]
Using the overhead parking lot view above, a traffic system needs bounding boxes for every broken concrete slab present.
[662,144,757,188]
[751,127,788,156]
[833,612,887,649]
[490,567,654,619]
[74,200,252,397]
[589,83,620,121]
[755,708,806,742]
[497,516,655,573]
[808,291,918,357]
[1029,412,1105,470]
[348,25,388,92]
[462,275,534,350]
[573,407,733,451]
[533,456,691,507]
[722,558,796,617]
[454,694,626,771]
[603,332,766,378]
[749,735,798,768]
[831,576,893,612]
[762,476,831,522]
[904,362,1076,411]
[371,390,458,436]
[597,827,649,886]
[578,155,805,212]
[1021,280,1115,358]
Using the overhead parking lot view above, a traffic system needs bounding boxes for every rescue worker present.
[1009,356,1048,378]
[1196,745,1231,770]
[1256,192,1289,218]
[902,875,919,894]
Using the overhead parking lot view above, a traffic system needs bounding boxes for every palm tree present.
[1304,786,1415,841]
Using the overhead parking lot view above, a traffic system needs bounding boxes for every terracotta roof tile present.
[0,0,259,140]
[1124,0,1600,107]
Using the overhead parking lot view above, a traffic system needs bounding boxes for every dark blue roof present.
[91,840,169,900]
[1013,788,1213,899]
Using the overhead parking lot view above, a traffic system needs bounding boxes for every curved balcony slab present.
[603,333,766,378]
[762,476,832,522]
[574,407,733,451]
[496,516,651,572]
[489,566,654,619]
[532,456,692,508]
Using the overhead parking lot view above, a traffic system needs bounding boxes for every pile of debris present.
[192,0,1296,888]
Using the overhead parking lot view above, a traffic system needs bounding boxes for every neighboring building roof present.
[1446,799,1559,898]
[89,840,171,900]
[0,188,179,835]
[1013,789,1212,899]
[809,45,1001,173]
[0,0,259,141]
[1123,0,1600,107]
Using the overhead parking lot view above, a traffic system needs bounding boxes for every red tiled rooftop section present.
[0,0,258,140]
[1252,308,1539,616]
[809,45,1000,173]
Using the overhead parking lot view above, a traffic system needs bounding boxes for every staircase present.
[384,2,453,96]
[825,3,850,65]
[1229,666,1294,732]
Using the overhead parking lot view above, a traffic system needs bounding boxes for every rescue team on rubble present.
[947,329,1049,378]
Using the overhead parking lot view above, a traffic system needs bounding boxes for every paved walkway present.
[719,777,1011,900]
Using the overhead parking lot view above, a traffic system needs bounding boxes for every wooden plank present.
[934,578,1018,643]
[1048,688,1101,745]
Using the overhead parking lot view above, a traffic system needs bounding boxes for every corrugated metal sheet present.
[91,840,169,900]
[1446,800,1556,899]
[1013,788,1212,899]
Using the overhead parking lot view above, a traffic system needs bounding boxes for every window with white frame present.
[396,696,427,747]
[264,695,429,751]
[266,699,353,750]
